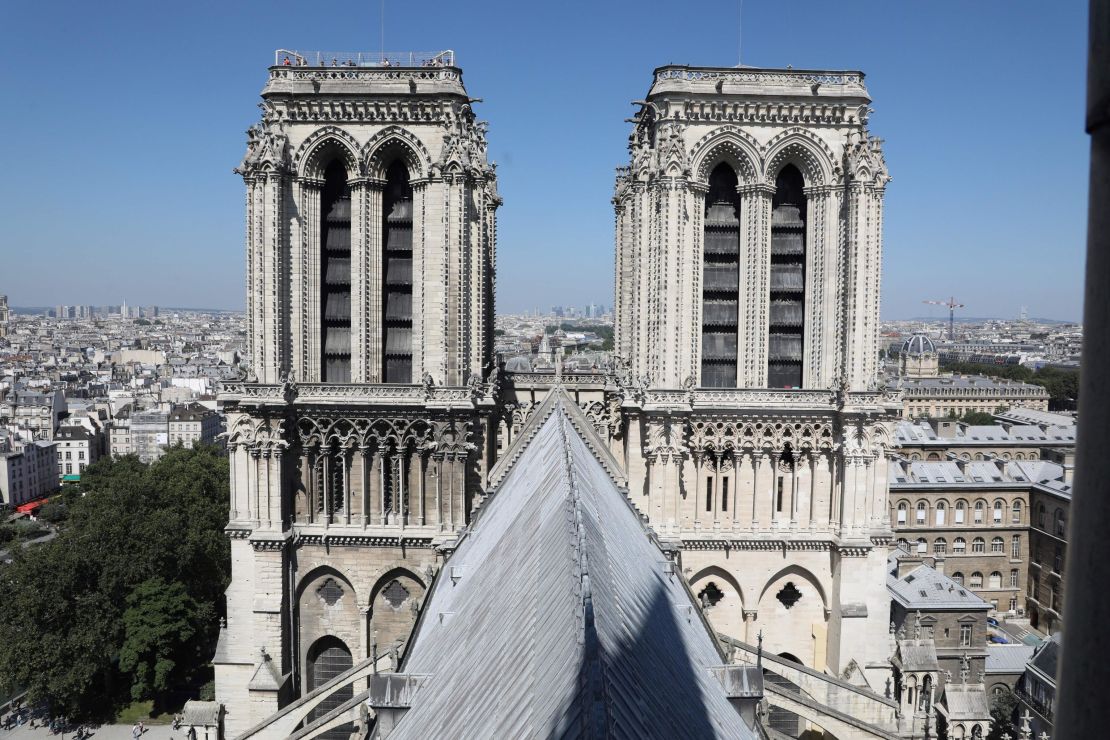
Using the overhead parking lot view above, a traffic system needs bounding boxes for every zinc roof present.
[389,390,755,739]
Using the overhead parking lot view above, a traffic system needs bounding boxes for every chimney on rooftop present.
[897,551,924,579]
[928,418,958,438]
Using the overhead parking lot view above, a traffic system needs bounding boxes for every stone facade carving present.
[214,54,499,739]
[218,58,904,735]
[610,65,900,688]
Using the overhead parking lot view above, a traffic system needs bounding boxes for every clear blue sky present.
[0,1,1090,320]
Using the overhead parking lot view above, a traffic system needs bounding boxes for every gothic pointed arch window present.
[768,164,806,388]
[383,160,414,382]
[701,163,741,387]
[321,161,352,382]
[307,635,354,737]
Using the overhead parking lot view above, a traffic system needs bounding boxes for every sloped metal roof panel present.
[389,390,754,739]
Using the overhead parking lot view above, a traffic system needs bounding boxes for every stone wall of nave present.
[292,543,435,691]
[684,548,834,670]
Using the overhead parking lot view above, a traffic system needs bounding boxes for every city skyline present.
[0,1,1090,319]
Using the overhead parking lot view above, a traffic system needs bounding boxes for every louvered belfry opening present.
[321,160,352,383]
[382,160,414,383]
[701,163,742,388]
[768,164,806,389]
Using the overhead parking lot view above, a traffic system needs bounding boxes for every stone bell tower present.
[612,65,899,687]
[214,49,500,738]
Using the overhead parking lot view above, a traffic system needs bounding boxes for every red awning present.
[15,497,49,514]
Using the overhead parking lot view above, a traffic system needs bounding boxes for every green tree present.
[987,685,1018,740]
[960,411,996,426]
[119,578,198,702]
[939,360,1079,411]
[36,499,68,524]
[0,445,230,721]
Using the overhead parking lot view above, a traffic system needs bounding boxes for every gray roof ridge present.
[485,387,562,489]
[556,409,612,736]
[486,386,626,491]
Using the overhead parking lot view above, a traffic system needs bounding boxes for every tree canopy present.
[0,445,230,721]
[940,361,1079,411]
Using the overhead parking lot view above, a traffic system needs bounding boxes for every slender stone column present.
[712,454,721,526]
[378,449,388,525]
[433,453,444,531]
[418,451,427,526]
[693,452,703,530]
[358,606,370,661]
[669,454,680,532]
[341,448,351,525]
[770,452,781,524]
[299,179,323,382]
[457,453,467,526]
[743,610,758,643]
[737,183,774,387]
[359,445,370,528]
[229,444,239,520]
[322,450,331,527]
[447,454,456,528]
[305,449,316,524]
[751,452,761,528]
[363,180,385,382]
[863,455,875,532]
[348,178,367,382]
[410,179,428,378]
[247,447,258,523]
[790,456,800,525]
[262,450,272,528]
[397,451,407,529]
[809,451,820,529]
[260,171,285,383]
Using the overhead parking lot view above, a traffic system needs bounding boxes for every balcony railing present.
[274,49,455,68]
[654,65,864,87]
[1015,684,1054,722]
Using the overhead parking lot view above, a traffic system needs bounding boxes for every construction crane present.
[923,297,965,341]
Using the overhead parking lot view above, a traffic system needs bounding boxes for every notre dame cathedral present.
[215,50,896,739]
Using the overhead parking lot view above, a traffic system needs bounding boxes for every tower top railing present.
[653,64,864,87]
[273,49,455,69]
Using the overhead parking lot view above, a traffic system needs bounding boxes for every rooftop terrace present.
[272,49,455,68]
[648,64,870,101]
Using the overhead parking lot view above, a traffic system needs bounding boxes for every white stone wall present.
[613,67,897,685]
[216,63,499,734]
[614,67,890,392]
[239,67,500,386]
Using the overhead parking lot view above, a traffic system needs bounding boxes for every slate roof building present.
[1015,633,1059,738]
[888,552,992,739]
[899,375,1050,420]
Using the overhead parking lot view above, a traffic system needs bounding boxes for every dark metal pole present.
[1056,2,1110,738]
